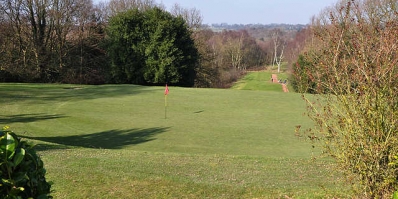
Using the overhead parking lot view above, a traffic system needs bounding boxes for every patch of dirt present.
[272,74,289,92]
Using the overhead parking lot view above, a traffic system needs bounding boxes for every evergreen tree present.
[106,7,198,86]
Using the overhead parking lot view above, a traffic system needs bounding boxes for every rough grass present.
[0,82,350,198]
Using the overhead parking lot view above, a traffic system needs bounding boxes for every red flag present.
[164,84,169,95]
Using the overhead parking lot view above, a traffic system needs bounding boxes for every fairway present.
[0,83,348,198]
[231,71,292,92]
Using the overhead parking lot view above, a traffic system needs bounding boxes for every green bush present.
[0,126,52,199]
[291,54,318,94]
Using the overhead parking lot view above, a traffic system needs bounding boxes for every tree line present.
[0,0,286,87]
[0,0,107,84]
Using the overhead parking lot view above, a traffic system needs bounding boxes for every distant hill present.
[204,23,306,31]
[203,23,307,40]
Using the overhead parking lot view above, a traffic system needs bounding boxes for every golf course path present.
[272,74,289,93]
[282,83,289,92]
[271,74,278,83]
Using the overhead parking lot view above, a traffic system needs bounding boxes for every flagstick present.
[164,84,169,119]
[165,94,167,119]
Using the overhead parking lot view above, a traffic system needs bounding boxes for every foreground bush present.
[0,126,52,198]
[296,0,398,198]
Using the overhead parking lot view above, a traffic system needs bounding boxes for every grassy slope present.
[0,83,348,198]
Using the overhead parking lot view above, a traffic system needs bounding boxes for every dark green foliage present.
[106,9,145,84]
[291,54,317,93]
[0,127,52,199]
[106,7,198,86]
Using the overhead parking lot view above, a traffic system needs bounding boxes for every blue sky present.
[94,0,338,25]
[158,0,337,24]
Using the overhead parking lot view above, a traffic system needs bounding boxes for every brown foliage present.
[298,0,398,197]
[0,0,109,83]
[193,28,267,88]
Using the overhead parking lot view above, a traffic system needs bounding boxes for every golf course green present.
[0,72,349,198]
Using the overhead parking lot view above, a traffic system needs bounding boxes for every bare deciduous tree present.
[0,0,107,83]
[270,28,286,73]
[106,0,156,18]
[170,3,202,30]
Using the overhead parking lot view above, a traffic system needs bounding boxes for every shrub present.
[291,54,317,93]
[297,0,398,197]
[0,126,52,198]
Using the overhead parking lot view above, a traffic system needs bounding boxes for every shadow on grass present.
[0,84,153,104]
[0,113,67,124]
[22,127,169,150]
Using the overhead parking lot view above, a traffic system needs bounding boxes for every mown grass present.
[0,82,350,198]
[232,71,293,92]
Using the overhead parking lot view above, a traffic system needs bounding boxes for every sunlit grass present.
[0,83,350,198]
[232,70,293,92]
